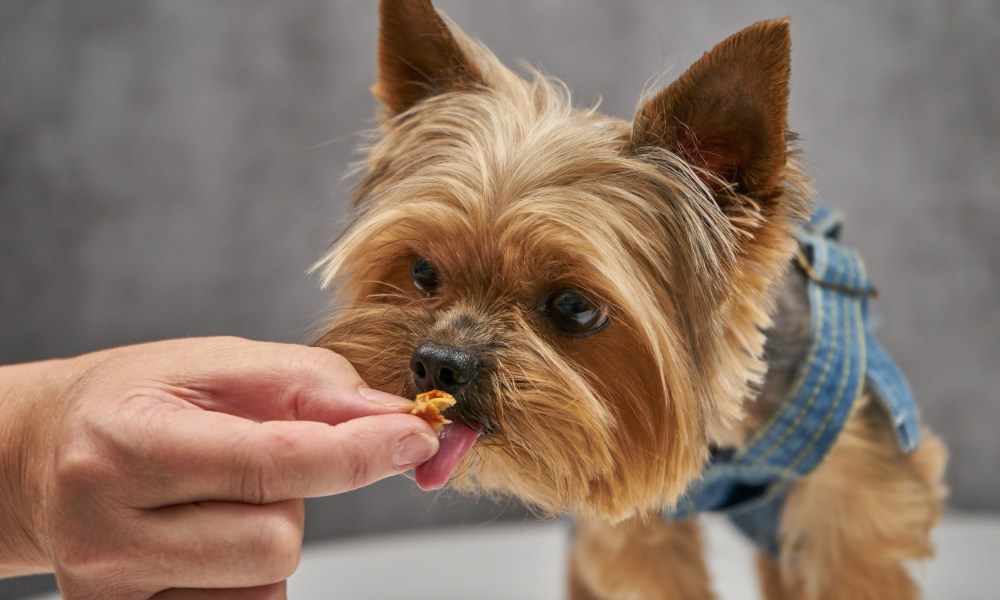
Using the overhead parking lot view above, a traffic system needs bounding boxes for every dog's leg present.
[755,552,789,600]
[569,517,715,600]
[762,397,947,600]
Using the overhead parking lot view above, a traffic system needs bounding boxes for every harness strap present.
[663,204,922,557]
[738,206,873,474]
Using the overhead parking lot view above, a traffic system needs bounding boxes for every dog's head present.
[314,0,811,521]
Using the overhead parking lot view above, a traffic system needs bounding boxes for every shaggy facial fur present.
[314,2,946,598]
[316,0,809,520]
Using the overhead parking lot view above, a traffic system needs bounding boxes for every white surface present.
[290,513,1000,600]
[290,522,569,600]
[33,513,999,599]
[294,512,1000,600]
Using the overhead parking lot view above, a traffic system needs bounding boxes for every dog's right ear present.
[375,0,483,119]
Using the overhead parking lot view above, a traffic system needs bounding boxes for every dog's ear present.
[631,19,790,196]
[375,0,483,118]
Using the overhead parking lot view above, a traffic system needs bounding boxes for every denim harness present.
[664,204,922,557]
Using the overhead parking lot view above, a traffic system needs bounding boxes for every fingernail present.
[394,433,438,468]
[358,386,413,408]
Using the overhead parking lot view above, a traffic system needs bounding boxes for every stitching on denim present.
[739,239,830,455]
[788,292,866,473]
[750,252,844,465]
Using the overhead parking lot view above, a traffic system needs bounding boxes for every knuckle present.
[280,347,363,419]
[238,450,276,505]
[52,437,113,497]
[47,435,140,586]
[51,526,131,586]
[53,539,102,575]
[338,440,374,491]
[297,345,356,379]
[237,425,299,504]
[348,457,373,491]
[249,509,303,582]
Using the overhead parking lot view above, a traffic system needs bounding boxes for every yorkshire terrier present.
[314,1,947,598]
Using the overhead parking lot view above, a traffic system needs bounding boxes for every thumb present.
[318,414,442,494]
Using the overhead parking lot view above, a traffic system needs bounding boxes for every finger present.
[139,500,303,590]
[119,397,438,505]
[139,337,414,424]
[152,581,287,600]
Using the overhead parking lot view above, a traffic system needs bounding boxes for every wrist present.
[0,357,80,576]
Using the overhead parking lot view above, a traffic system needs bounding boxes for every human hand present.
[0,337,438,599]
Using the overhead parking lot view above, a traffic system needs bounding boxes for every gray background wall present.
[1,1,997,596]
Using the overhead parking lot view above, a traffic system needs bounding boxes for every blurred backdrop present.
[2,1,998,596]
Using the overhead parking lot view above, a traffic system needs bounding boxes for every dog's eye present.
[544,289,609,337]
[410,257,440,295]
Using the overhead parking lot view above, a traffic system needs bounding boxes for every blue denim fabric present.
[663,204,922,558]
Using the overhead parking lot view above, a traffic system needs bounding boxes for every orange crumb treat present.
[411,390,456,432]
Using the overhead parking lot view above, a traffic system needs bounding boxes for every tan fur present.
[313,1,947,597]
[761,398,948,600]
[566,398,948,600]
[571,518,713,600]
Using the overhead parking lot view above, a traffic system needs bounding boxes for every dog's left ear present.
[631,19,790,197]
[374,0,483,119]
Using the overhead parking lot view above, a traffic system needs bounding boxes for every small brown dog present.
[314,1,947,598]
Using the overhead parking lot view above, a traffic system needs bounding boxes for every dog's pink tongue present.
[415,422,481,491]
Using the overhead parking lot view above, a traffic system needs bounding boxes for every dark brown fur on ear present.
[632,19,791,196]
[375,0,483,118]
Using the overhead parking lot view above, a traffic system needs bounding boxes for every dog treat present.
[411,390,456,432]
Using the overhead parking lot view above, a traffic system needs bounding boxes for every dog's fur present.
[314,2,947,597]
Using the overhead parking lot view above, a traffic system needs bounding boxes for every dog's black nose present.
[410,341,480,395]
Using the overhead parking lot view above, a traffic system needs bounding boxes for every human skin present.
[0,337,439,599]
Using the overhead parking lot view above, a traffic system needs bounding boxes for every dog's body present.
[314,2,947,598]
